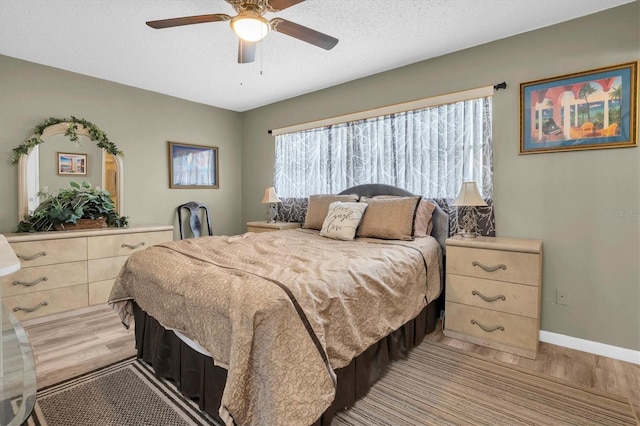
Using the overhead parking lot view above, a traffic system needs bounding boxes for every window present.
[274,96,493,202]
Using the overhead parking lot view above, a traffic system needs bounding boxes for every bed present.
[109,184,448,426]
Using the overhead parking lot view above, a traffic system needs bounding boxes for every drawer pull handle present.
[472,290,506,303]
[121,242,145,249]
[13,276,48,287]
[472,261,506,273]
[471,319,504,333]
[17,251,47,261]
[13,301,49,313]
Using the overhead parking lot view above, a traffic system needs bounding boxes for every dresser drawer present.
[87,231,173,259]
[445,302,538,351]
[0,261,87,297]
[3,284,88,321]
[446,274,539,318]
[446,246,540,286]
[11,238,87,267]
[89,279,115,305]
[88,256,128,282]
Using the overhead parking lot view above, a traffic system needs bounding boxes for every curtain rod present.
[267,82,506,135]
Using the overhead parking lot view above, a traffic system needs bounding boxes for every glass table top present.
[0,304,36,426]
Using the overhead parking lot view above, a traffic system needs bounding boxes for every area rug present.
[21,342,638,426]
[333,341,639,425]
[25,357,217,426]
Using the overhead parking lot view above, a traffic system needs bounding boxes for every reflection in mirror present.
[38,133,102,194]
[104,153,118,208]
[18,123,124,221]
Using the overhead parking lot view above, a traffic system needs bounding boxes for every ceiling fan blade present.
[270,18,338,50]
[267,0,305,12]
[146,14,230,29]
[238,40,256,64]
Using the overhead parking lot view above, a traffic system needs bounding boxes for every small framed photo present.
[169,142,219,189]
[520,61,638,154]
[57,152,87,175]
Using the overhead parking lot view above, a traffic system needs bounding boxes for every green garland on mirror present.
[11,116,123,164]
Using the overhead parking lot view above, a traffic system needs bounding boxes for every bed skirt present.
[133,300,438,425]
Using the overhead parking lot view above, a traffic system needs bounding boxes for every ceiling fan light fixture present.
[231,11,270,42]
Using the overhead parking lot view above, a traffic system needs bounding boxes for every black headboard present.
[339,184,449,254]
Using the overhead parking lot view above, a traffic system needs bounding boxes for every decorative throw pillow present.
[413,199,437,237]
[304,194,359,230]
[357,196,421,240]
[319,202,368,240]
[373,195,436,237]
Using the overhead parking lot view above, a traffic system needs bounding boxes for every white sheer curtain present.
[274,97,493,201]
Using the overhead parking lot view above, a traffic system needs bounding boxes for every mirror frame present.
[17,122,124,221]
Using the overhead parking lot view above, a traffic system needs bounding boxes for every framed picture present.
[520,61,638,154]
[168,142,219,189]
[57,152,87,175]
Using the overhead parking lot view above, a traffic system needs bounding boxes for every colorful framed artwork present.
[520,61,638,154]
[168,142,219,189]
[57,152,87,175]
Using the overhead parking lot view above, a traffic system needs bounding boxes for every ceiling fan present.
[146,0,339,64]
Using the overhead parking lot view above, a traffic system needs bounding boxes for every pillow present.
[319,202,368,240]
[304,194,359,230]
[412,199,437,237]
[357,196,421,240]
[372,195,436,237]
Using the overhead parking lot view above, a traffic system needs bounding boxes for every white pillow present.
[319,201,368,241]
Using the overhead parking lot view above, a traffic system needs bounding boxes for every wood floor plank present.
[23,305,640,421]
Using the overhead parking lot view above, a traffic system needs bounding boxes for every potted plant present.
[16,181,128,233]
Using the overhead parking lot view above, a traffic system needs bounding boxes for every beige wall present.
[0,55,243,238]
[241,3,640,350]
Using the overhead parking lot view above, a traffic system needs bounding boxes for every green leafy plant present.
[16,181,128,233]
[11,116,123,164]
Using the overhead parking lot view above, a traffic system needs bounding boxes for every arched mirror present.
[17,122,124,221]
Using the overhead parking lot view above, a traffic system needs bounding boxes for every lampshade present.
[0,235,20,277]
[231,11,270,42]
[451,182,488,207]
[261,187,281,204]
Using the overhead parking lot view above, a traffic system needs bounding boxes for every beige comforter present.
[109,229,441,426]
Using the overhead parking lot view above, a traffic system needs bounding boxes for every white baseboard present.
[539,330,640,365]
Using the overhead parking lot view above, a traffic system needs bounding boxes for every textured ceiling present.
[0,0,633,112]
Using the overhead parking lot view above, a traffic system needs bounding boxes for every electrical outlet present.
[556,289,568,305]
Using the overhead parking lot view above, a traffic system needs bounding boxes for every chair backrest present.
[177,201,212,240]
[581,122,594,131]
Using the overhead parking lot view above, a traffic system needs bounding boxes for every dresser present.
[444,236,543,359]
[246,221,301,233]
[1,226,173,321]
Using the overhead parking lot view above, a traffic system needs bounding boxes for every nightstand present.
[246,221,301,233]
[444,235,543,359]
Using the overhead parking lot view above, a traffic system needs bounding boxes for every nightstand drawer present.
[246,221,301,233]
[445,302,538,351]
[447,274,538,318]
[447,246,540,286]
[247,226,276,233]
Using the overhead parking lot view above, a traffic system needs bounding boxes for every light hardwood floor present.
[24,305,640,420]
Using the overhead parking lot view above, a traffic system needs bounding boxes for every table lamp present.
[261,187,281,223]
[451,181,487,238]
